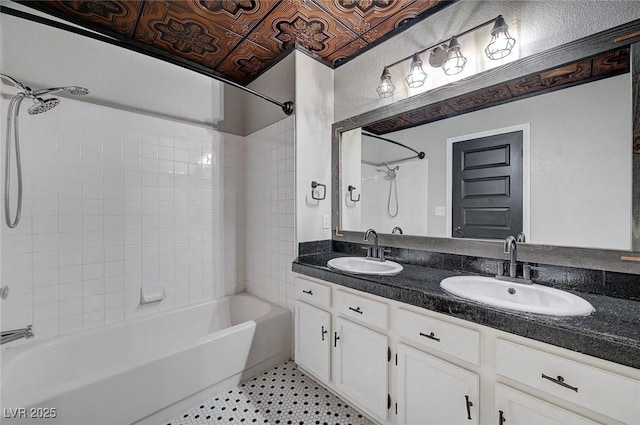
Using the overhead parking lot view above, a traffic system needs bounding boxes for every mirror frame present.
[332,19,640,274]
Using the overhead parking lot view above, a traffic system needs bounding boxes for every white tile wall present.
[1,97,232,340]
[244,117,296,311]
[222,134,246,296]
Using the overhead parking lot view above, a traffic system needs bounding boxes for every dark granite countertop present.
[292,251,640,370]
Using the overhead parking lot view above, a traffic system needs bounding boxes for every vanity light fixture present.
[485,15,517,60]
[405,53,428,88]
[376,14,516,97]
[442,36,467,76]
[377,66,396,98]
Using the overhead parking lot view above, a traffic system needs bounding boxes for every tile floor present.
[166,361,374,425]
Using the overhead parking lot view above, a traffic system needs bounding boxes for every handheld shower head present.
[28,98,60,115]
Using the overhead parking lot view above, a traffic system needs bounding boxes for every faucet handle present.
[379,247,392,261]
[523,264,543,280]
[362,246,373,257]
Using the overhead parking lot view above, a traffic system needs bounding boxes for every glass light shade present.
[442,36,467,76]
[377,66,396,98]
[405,53,427,88]
[485,15,516,60]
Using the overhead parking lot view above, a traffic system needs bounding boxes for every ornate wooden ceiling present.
[19,0,450,85]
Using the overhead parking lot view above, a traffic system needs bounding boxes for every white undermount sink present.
[440,276,595,316]
[327,257,403,276]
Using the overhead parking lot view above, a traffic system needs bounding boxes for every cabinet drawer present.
[397,308,480,365]
[335,289,388,330]
[495,384,600,425]
[496,339,640,424]
[295,277,331,308]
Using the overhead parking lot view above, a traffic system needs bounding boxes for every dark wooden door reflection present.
[452,130,523,240]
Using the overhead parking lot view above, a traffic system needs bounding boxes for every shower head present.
[28,98,60,115]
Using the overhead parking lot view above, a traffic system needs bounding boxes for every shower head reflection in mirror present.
[1,74,89,228]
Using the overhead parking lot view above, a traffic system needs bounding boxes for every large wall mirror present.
[332,20,640,274]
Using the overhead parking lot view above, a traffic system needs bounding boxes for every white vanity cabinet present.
[397,343,479,425]
[294,277,390,423]
[294,274,640,425]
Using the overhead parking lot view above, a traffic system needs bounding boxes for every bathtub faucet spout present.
[1,325,34,345]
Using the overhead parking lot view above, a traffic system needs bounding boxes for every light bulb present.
[442,36,467,76]
[405,53,427,88]
[485,15,516,60]
[377,66,396,98]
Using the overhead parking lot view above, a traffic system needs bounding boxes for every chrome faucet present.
[504,235,517,278]
[364,228,390,261]
[364,228,379,258]
[1,325,34,345]
[392,226,403,235]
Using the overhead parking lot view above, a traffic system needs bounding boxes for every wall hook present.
[347,185,360,202]
[311,181,326,201]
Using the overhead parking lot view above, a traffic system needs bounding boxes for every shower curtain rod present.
[361,131,425,163]
[0,6,294,115]
[362,155,422,168]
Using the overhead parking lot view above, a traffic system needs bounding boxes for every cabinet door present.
[295,301,331,382]
[495,384,601,425]
[333,316,389,422]
[397,343,479,425]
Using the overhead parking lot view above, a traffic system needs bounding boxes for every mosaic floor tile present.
[166,361,374,425]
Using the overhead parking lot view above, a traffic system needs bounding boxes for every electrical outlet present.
[435,206,446,216]
[323,215,330,229]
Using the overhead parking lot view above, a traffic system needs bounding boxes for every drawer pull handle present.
[321,326,328,341]
[419,331,440,342]
[499,410,506,425]
[348,306,363,314]
[465,395,473,420]
[334,332,340,347]
[541,374,578,392]
[302,290,313,295]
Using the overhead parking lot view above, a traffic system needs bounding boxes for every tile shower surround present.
[244,117,297,311]
[0,97,239,339]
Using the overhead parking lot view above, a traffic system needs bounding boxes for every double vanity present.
[292,240,640,425]
[327,235,595,318]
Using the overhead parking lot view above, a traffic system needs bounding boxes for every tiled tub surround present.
[244,117,297,311]
[292,241,640,370]
[0,96,250,339]
[1,293,291,425]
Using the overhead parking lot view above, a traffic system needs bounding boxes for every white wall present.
[0,95,248,339]
[245,54,296,136]
[244,117,296,311]
[334,0,640,121]
[359,75,631,250]
[0,6,225,127]
[295,51,334,243]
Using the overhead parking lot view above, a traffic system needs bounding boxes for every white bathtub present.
[0,293,291,425]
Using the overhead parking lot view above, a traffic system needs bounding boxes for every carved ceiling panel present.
[19,0,449,84]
